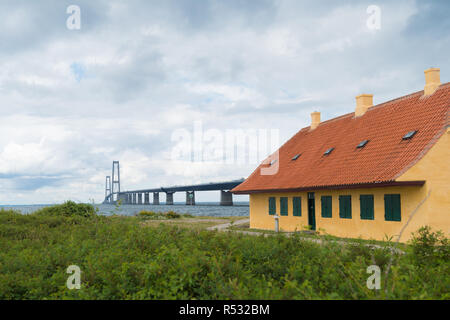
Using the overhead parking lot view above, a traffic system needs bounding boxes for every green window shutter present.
[339,195,352,219]
[391,194,401,221]
[385,194,401,221]
[360,195,374,220]
[384,195,391,220]
[293,197,301,216]
[269,197,276,215]
[347,196,352,219]
[321,196,332,218]
[280,197,288,216]
[327,196,332,217]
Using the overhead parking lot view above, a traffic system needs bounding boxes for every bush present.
[409,226,449,267]
[138,210,181,220]
[166,211,181,219]
[33,201,97,218]
[0,208,21,215]
[138,210,160,218]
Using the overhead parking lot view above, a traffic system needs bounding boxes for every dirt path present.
[206,218,250,231]
[170,218,226,224]
[206,219,404,254]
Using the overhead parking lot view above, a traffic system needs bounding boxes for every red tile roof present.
[232,83,450,194]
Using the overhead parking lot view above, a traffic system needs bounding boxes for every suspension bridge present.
[103,161,245,206]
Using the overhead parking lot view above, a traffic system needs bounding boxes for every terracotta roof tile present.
[232,83,450,193]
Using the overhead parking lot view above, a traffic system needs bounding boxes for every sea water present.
[0,202,250,217]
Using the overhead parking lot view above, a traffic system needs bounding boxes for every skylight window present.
[292,153,301,161]
[402,130,418,140]
[357,140,369,148]
[324,148,334,156]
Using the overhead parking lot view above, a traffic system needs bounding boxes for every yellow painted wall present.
[249,129,449,242]
[250,186,424,242]
[397,127,450,239]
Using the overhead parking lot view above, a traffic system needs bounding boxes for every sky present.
[0,0,449,204]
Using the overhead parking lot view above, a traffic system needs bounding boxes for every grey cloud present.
[0,0,109,56]
[402,0,450,38]
[0,0,449,203]
[0,175,65,191]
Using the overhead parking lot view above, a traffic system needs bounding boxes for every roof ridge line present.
[302,82,450,129]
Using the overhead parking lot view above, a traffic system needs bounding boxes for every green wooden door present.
[307,193,316,230]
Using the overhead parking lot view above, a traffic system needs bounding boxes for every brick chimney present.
[424,68,441,96]
[310,111,320,130]
[355,94,373,117]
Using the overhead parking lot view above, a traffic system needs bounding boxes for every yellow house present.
[232,68,449,242]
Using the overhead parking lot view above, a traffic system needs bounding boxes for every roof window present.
[402,131,417,140]
[324,148,334,156]
[357,140,369,148]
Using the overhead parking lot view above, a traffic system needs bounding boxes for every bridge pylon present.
[111,161,121,202]
[105,176,111,203]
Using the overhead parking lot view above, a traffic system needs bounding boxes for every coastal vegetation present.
[0,202,448,299]
[138,210,183,219]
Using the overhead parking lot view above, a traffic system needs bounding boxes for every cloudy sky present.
[0,0,448,204]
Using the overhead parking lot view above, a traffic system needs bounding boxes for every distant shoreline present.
[0,202,250,217]
[0,202,250,207]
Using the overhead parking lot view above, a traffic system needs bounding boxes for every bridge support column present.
[220,190,233,206]
[138,193,143,205]
[153,192,160,205]
[132,193,137,205]
[117,193,127,205]
[144,192,150,205]
[165,192,174,205]
[186,191,195,205]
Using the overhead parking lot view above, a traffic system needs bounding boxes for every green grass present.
[141,217,236,231]
[0,203,448,300]
[137,211,245,230]
[229,224,409,249]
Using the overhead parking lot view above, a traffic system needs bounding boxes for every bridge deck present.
[104,179,244,201]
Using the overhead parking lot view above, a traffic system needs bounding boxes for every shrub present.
[138,211,160,218]
[166,211,181,219]
[138,211,181,220]
[33,201,97,218]
[0,208,21,215]
[409,226,449,266]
